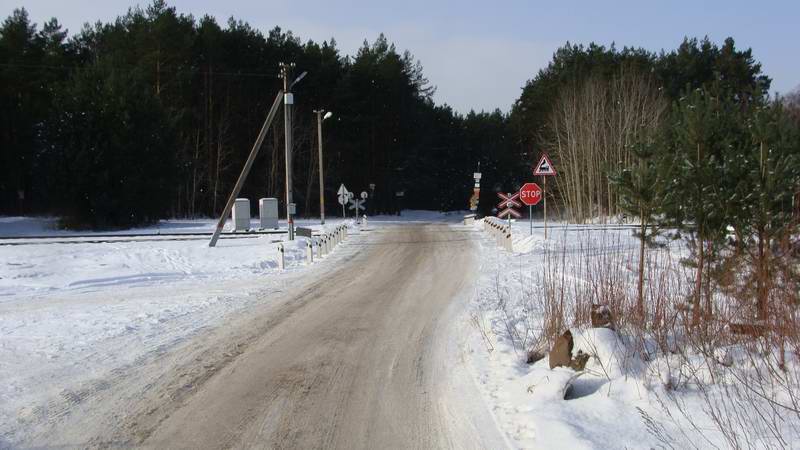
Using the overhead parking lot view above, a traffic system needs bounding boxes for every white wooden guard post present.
[278,243,285,270]
[483,218,513,253]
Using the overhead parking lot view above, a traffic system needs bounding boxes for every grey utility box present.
[232,198,251,232]
[259,198,279,229]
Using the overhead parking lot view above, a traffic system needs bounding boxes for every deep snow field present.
[0,215,353,444]
[0,211,465,446]
[466,218,800,449]
[3,212,797,449]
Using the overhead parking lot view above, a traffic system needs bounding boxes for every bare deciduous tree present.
[546,67,667,223]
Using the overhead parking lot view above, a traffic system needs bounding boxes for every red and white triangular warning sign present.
[533,153,557,176]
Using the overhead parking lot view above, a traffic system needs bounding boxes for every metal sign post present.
[533,153,557,239]
[395,190,404,216]
[544,176,547,238]
[470,169,482,213]
[349,192,367,221]
[338,184,350,218]
[369,183,375,214]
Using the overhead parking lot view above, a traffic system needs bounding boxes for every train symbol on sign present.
[533,153,557,176]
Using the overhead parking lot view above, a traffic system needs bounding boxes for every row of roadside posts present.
[489,152,557,248]
[483,217,513,252]
[276,224,348,270]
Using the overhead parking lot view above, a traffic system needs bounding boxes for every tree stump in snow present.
[590,304,615,330]
[570,350,590,371]
[549,330,574,369]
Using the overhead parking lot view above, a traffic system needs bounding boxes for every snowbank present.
[0,217,355,298]
[0,216,357,443]
[464,217,800,449]
[0,211,463,444]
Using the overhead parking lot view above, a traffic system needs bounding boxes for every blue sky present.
[5,0,799,113]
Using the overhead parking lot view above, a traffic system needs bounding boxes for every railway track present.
[0,230,287,246]
[0,222,640,246]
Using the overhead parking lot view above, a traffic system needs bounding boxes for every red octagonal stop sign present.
[519,183,542,206]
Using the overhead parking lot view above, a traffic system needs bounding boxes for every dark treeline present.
[510,38,788,220]
[0,1,512,228]
[1,1,798,229]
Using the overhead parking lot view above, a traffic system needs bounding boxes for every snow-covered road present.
[2,220,508,449]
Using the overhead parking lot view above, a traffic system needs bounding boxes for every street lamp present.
[313,109,333,224]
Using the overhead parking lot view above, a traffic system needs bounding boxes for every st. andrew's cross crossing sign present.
[497,192,522,219]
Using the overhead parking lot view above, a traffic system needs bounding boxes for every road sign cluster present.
[338,184,369,220]
[338,184,353,206]
[492,153,557,238]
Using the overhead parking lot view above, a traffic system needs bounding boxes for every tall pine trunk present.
[692,235,705,326]
[704,240,713,320]
[637,213,646,320]
[756,227,769,321]
[755,142,770,322]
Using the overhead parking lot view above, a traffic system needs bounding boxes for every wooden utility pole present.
[280,62,296,240]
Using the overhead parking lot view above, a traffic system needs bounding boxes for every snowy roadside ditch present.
[464,218,800,449]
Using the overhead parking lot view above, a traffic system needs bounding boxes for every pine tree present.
[611,141,665,320]
[658,87,740,325]
[42,59,177,229]
[0,9,43,213]
[725,102,800,321]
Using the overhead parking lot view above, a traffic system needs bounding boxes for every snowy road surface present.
[4,223,507,449]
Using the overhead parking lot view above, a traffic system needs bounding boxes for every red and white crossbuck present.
[497,192,522,219]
